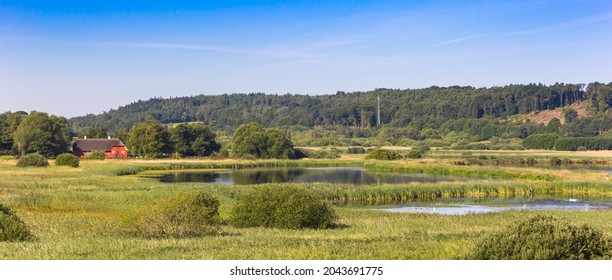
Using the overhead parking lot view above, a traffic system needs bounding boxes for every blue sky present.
[1,0,611,117]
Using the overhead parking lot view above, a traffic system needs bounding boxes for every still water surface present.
[372,198,612,215]
[151,167,612,215]
[155,167,474,185]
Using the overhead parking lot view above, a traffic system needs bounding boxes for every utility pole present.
[377,95,381,127]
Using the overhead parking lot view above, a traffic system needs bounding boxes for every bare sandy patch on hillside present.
[527,101,590,125]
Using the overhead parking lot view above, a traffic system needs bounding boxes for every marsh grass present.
[0,158,611,259]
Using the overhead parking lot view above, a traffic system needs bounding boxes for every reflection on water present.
[375,198,612,215]
[156,167,473,185]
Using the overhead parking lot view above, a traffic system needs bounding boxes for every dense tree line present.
[3,82,612,157]
[1,111,222,158]
[1,111,70,157]
[128,121,221,158]
[70,82,611,134]
[0,111,26,154]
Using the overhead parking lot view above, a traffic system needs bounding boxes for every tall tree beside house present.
[77,127,109,139]
[13,111,70,157]
[114,128,130,144]
[128,121,172,158]
[169,123,220,157]
[0,111,27,154]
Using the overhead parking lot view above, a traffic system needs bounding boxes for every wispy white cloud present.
[89,41,315,59]
[415,34,482,52]
[329,34,482,77]
[507,10,612,36]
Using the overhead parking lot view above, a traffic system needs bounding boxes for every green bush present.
[553,137,612,151]
[407,145,430,159]
[302,149,341,159]
[365,149,401,160]
[407,149,423,159]
[231,185,337,229]
[238,154,258,160]
[55,153,80,167]
[212,147,230,159]
[523,133,560,150]
[550,156,562,166]
[0,203,35,242]
[130,192,221,238]
[84,150,106,160]
[16,153,48,167]
[526,157,537,166]
[346,147,366,154]
[466,215,611,260]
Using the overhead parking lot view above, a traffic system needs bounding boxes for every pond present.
[367,198,612,215]
[146,166,612,215]
[152,167,479,185]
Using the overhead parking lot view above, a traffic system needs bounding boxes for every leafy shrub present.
[130,192,221,238]
[231,185,337,229]
[238,154,258,160]
[302,149,341,159]
[16,153,48,167]
[212,147,230,159]
[526,157,537,166]
[407,149,423,159]
[346,147,366,154]
[421,139,447,147]
[0,203,35,242]
[55,153,80,167]
[554,137,612,151]
[85,150,106,160]
[465,158,484,165]
[523,133,560,150]
[550,157,562,166]
[407,145,429,159]
[366,149,401,160]
[466,215,611,260]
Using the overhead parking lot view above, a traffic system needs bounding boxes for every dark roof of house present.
[72,138,126,152]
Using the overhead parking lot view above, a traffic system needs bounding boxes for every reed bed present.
[267,181,612,203]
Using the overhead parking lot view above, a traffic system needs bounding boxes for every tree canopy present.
[13,111,70,157]
[128,121,173,158]
[232,122,297,159]
[69,83,609,133]
[169,123,221,157]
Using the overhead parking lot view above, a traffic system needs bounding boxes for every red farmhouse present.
[72,137,129,159]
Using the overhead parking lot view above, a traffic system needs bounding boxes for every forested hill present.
[69,82,612,133]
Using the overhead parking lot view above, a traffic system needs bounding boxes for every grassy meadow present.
[1,151,612,259]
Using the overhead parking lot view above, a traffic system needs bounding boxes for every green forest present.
[2,82,612,157]
[69,82,611,132]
